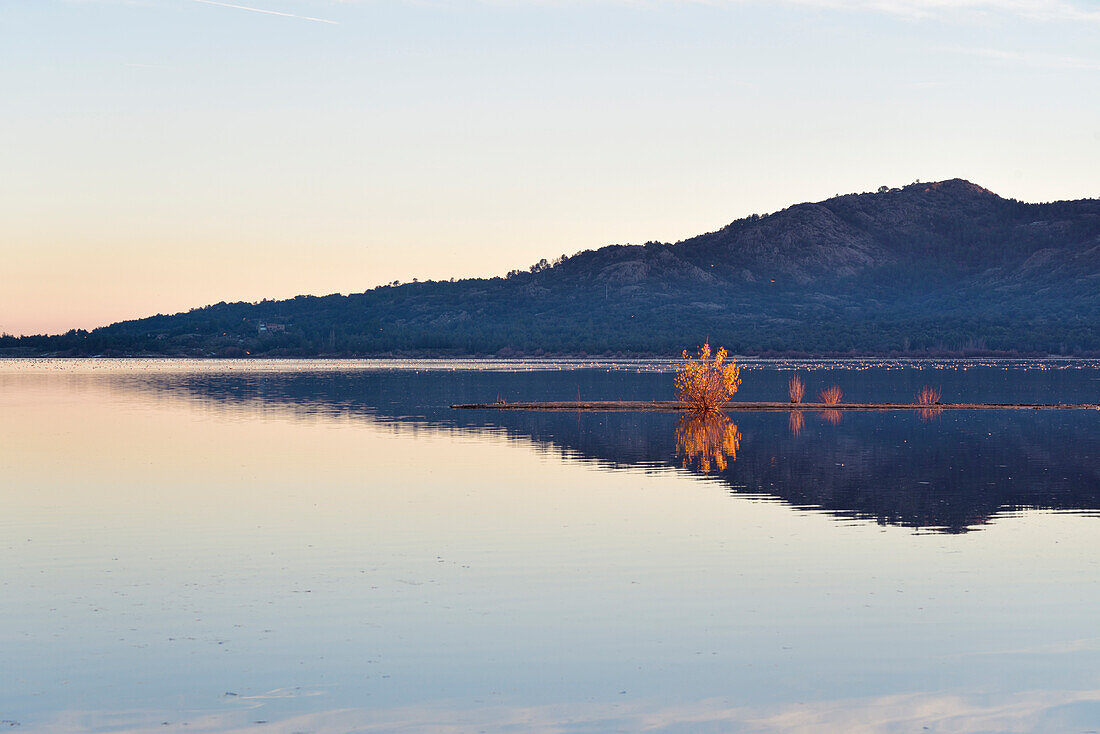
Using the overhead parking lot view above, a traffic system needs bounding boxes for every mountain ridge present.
[6,179,1100,357]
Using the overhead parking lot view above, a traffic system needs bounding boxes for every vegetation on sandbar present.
[674,342,741,413]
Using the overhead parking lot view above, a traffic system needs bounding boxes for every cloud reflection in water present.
[28,688,1100,733]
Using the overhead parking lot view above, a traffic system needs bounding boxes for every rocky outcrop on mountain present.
[683,202,885,283]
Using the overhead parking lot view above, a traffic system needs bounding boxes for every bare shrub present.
[915,386,942,405]
[819,385,843,405]
[915,386,943,421]
[788,374,805,404]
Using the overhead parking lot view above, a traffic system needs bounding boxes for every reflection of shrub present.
[915,386,942,405]
[788,410,805,436]
[676,411,741,474]
[820,409,842,425]
[819,385,843,404]
[917,405,943,422]
[675,342,741,413]
[788,374,805,404]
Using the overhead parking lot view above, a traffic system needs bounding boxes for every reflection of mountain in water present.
[129,369,1100,533]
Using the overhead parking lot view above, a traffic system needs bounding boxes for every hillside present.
[7,179,1100,357]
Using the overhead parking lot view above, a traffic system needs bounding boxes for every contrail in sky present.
[190,0,338,24]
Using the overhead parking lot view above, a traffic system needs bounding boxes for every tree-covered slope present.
[7,179,1100,357]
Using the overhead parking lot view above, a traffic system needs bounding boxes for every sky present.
[1,0,1098,336]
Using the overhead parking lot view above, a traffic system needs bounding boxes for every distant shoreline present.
[455,400,1100,411]
[1,349,1093,360]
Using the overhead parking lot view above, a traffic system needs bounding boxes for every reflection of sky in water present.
[0,360,1098,732]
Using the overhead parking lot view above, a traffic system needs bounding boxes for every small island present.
[455,344,1100,412]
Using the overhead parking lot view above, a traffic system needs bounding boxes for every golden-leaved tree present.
[675,342,741,413]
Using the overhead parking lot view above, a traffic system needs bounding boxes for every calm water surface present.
[1,358,1098,733]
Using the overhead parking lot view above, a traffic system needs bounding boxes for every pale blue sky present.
[2,0,1097,334]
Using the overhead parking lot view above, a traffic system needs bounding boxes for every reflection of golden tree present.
[675,342,741,413]
[676,412,741,474]
[820,409,842,425]
[789,410,805,436]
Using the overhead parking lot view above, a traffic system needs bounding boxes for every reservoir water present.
[1,359,1098,732]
